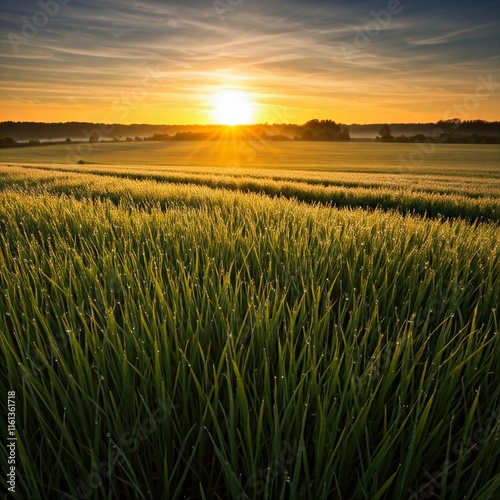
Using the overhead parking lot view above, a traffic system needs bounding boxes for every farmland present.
[0,142,499,499]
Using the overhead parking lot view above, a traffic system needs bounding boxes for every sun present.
[212,91,255,125]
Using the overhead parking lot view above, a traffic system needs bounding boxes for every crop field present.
[2,141,500,173]
[1,142,499,499]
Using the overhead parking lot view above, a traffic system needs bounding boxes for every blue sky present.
[0,0,498,123]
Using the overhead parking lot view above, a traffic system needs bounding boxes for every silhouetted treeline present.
[0,137,17,148]
[0,119,498,143]
[0,122,217,142]
[0,121,350,143]
[390,134,499,144]
[0,137,46,148]
[298,120,350,141]
[375,124,500,144]
[350,119,500,139]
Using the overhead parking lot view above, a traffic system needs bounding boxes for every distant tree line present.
[0,122,218,142]
[0,120,350,143]
[296,120,350,141]
[143,122,350,142]
[136,120,351,142]
[0,137,44,148]
[375,124,500,144]
[0,137,17,148]
[1,119,498,144]
[353,119,500,139]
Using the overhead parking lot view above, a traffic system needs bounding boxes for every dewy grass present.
[0,173,499,499]
[1,163,499,222]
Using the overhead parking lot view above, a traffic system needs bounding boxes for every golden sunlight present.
[211,91,255,125]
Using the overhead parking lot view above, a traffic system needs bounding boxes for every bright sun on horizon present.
[211,91,255,125]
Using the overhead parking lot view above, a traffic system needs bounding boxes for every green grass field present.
[1,143,499,499]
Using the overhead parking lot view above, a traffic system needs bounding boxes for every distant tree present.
[437,118,461,127]
[339,127,350,141]
[135,136,142,141]
[65,138,71,143]
[317,130,335,141]
[151,133,171,141]
[172,132,210,141]
[300,120,349,141]
[89,133,99,143]
[0,137,17,148]
[378,124,393,142]
[412,134,427,143]
[304,119,341,135]
[301,129,316,141]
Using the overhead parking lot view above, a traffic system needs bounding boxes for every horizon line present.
[1,119,499,127]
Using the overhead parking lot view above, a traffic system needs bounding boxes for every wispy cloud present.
[408,21,498,46]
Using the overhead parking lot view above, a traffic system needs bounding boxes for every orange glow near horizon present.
[1,90,499,126]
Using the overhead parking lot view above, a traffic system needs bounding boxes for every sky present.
[0,0,499,125]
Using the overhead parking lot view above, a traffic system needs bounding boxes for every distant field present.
[1,141,500,175]
[0,144,499,498]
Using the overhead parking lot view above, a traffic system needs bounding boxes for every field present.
[1,142,499,499]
